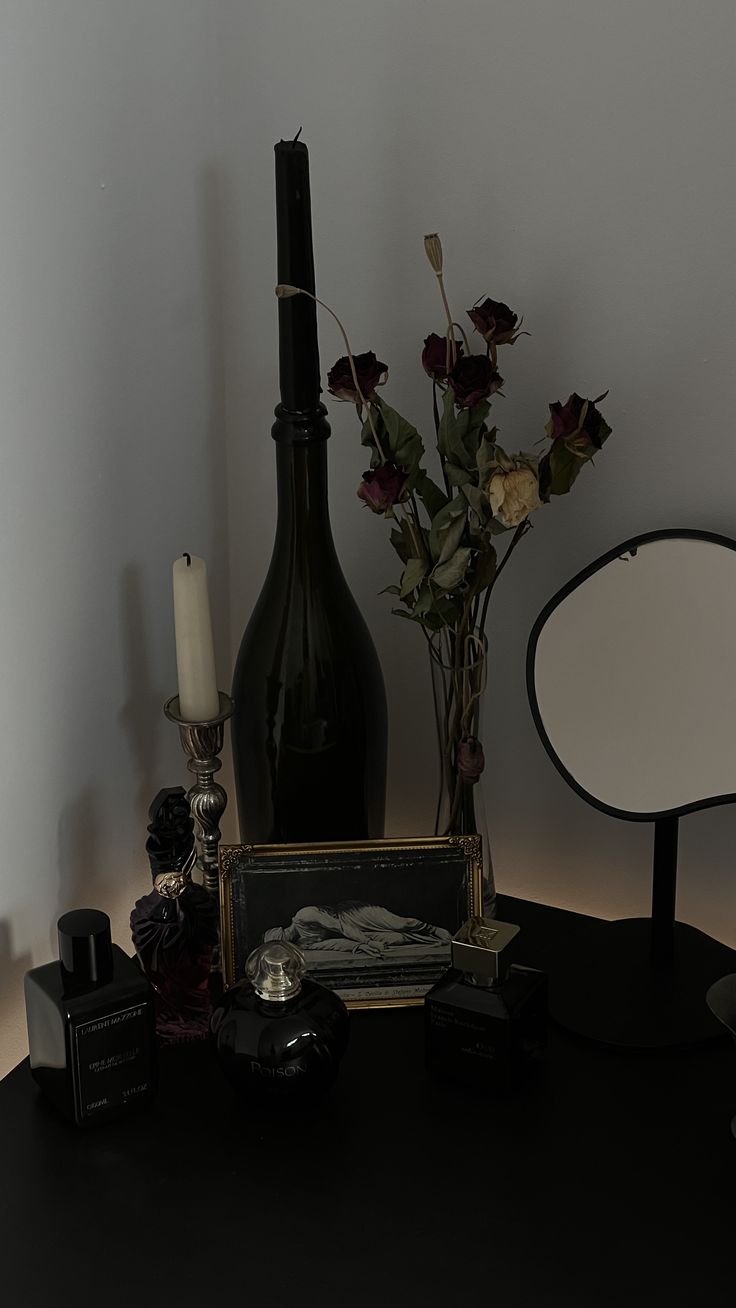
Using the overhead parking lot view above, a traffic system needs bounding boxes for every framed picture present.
[219,835,482,1009]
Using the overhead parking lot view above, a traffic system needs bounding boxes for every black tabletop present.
[2,897,735,1308]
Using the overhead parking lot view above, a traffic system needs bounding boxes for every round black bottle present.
[211,941,349,1101]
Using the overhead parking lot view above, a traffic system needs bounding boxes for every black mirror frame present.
[526,526,736,824]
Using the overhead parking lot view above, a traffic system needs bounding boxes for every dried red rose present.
[546,393,609,451]
[467,298,520,346]
[327,351,388,402]
[421,333,463,381]
[357,462,408,515]
[448,355,503,410]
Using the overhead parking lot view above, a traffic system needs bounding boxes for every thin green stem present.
[479,519,530,635]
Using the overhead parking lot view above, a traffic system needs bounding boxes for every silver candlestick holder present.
[163,691,234,898]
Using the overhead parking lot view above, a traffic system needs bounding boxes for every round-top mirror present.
[528,530,736,820]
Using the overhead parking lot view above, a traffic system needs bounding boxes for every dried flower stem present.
[478,519,531,635]
[275,283,427,559]
[450,320,471,354]
[275,283,387,463]
[423,234,457,368]
[436,276,456,363]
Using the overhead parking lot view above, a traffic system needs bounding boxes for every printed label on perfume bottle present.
[73,1003,152,1120]
[429,1005,500,1063]
[249,1059,306,1078]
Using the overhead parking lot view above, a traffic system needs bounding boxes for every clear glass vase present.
[429,628,496,916]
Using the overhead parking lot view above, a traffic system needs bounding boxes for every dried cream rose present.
[486,466,542,528]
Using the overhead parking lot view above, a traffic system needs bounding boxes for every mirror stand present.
[551,815,736,1048]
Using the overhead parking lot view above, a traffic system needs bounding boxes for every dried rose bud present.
[424,233,444,275]
[357,462,408,515]
[467,297,521,346]
[275,284,301,298]
[448,355,503,410]
[546,392,608,451]
[457,737,485,784]
[327,351,388,403]
[421,333,463,381]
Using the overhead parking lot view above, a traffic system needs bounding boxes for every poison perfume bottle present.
[231,137,387,843]
[211,941,349,1101]
[425,918,546,1091]
[24,909,157,1126]
[130,787,220,1043]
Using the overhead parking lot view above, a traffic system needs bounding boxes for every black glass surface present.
[5,897,736,1307]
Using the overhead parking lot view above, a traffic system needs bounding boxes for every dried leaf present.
[432,546,472,593]
[429,496,467,564]
[415,471,448,522]
[462,482,486,518]
[400,556,429,598]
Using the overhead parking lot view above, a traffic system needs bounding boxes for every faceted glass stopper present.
[246,941,305,1002]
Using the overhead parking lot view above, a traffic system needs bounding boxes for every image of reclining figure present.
[264,900,452,958]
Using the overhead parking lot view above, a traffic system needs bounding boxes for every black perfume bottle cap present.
[451,917,520,986]
[58,909,114,988]
[246,941,305,1002]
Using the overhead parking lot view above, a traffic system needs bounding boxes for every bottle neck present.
[272,405,335,552]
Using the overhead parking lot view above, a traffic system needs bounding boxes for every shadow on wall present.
[198,163,232,682]
[0,921,32,1023]
[118,562,164,821]
[54,787,104,950]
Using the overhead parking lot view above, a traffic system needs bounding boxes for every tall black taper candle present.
[275,137,321,411]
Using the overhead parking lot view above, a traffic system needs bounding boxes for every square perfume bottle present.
[25,910,157,1126]
[425,917,547,1091]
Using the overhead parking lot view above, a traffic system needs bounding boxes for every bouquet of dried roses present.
[278,234,611,907]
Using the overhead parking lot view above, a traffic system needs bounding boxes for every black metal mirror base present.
[550,915,736,1048]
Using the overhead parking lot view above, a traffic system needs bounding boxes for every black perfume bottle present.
[425,917,546,1091]
[24,909,157,1126]
[211,941,349,1101]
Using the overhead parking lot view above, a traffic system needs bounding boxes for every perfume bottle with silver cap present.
[211,941,349,1101]
[425,917,546,1090]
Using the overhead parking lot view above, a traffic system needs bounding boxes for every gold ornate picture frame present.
[219,835,482,1010]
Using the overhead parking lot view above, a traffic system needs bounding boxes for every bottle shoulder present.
[214,977,347,1032]
[427,968,544,1017]
[26,951,150,1020]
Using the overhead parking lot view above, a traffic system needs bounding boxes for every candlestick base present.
[163,692,234,898]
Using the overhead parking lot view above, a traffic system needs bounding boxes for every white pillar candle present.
[172,553,220,722]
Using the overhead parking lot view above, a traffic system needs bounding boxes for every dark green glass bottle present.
[231,138,387,842]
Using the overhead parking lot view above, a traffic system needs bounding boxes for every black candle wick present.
[183,553,191,566]
[291,126,303,147]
